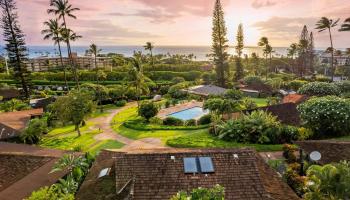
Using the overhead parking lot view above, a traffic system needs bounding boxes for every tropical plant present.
[0,98,30,112]
[51,89,95,136]
[42,19,68,89]
[171,184,225,200]
[258,37,271,80]
[211,0,229,87]
[204,98,240,116]
[163,117,184,126]
[0,0,31,99]
[315,17,340,81]
[339,17,350,32]
[88,43,101,70]
[51,154,89,182]
[56,175,78,194]
[138,101,158,122]
[241,97,258,110]
[298,96,350,138]
[48,0,80,85]
[144,42,154,69]
[243,75,263,85]
[297,82,341,96]
[25,185,74,200]
[21,118,48,144]
[304,161,350,200]
[224,89,243,100]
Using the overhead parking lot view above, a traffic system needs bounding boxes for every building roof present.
[186,85,227,97]
[0,109,43,131]
[239,83,273,94]
[282,94,308,105]
[0,88,20,100]
[296,140,350,165]
[0,142,73,200]
[77,148,299,200]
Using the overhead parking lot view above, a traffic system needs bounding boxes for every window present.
[183,157,198,173]
[199,157,214,173]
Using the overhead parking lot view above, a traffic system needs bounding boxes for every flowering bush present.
[297,82,341,97]
[334,81,350,93]
[298,96,350,138]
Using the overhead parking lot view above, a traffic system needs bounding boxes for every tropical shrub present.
[171,184,225,200]
[288,80,308,91]
[25,185,74,200]
[304,161,350,200]
[198,114,212,125]
[284,163,306,196]
[108,85,126,101]
[185,119,196,126]
[334,81,350,93]
[204,98,240,115]
[224,89,243,100]
[0,99,30,112]
[243,76,263,85]
[21,118,48,144]
[168,82,189,99]
[172,77,186,84]
[149,117,163,125]
[298,82,341,96]
[267,96,280,106]
[241,97,258,110]
[138,102,159,121]
[163,117,184,126]
[298,96,350,138]
[115,100,127,107]
[282,144,298,164]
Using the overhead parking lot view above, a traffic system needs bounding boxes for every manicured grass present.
[166,131,283,152]
[112,105,283,152]
[40,130,102,152]
[251,98,268,107]
[47,122,92,137]
[89,140,124,155]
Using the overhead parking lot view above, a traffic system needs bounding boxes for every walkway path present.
[91,103,164,150]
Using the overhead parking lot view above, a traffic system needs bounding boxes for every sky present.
[11,0,350,48]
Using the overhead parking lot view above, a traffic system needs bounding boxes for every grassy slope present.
[112,105,283,152]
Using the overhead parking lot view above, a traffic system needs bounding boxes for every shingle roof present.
[0,109,43,140]
[295,140,350,165]
[78,148,299,200]
[282,94,308,105]
[186,85,227,96]
[239,83,273,94]
[0,88,20,100]
[0,142,73,200]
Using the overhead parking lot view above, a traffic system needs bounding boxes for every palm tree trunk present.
[76,124,81,137]
[57,40,69,91]
[329,28,335,82]
[265,55,268,80]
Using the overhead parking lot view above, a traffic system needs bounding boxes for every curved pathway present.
[91,103,165,150]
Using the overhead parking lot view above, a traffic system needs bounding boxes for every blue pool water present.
[167,107,209,121]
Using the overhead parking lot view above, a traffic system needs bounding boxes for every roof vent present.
[233,154,239,159]
[170,156,175,160]
[98,168,111,178]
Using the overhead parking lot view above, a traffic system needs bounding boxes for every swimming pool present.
[167,107,209,121]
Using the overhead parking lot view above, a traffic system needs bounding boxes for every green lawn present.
[112,105,283,152]
[251,98,268,107]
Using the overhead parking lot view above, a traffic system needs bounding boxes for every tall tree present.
[234,23,244,81]
[339,17,350,32]
[60,28,81,87]
[211,0,229,87]
[251,52,259,75]
[0,0,31,99]
[42,19,68,89]
[258,37,270,80]
[144,42,154,69]
[308,32,315,74]
[287,43,298,74]
[316,17,340,81]
[88,43,101,70]
[298,25,309,78]
[48,0,80,86]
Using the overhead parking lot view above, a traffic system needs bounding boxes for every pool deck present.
[157,101,204,119]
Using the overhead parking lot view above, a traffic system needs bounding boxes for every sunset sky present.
[13,0,350,48]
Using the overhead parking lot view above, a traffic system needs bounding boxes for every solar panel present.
[199,157,214,173]
[183,157,198,173]
[98,168,111,178]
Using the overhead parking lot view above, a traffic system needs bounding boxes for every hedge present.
[123,120,209,131]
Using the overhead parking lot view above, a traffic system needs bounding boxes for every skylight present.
[98,168,111,178]
[199,157,214,173]
[183,157,198,173]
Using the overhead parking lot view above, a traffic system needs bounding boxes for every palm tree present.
[61,28,82,87]
[287,43,298,73]
[129,52,149,109]
[144,42,154,69]
[88,44,101,70]
[316,17,340,81]
[50,154,89,182]
[42,19,68,90]
[48,0,80,85]
[258,37,270,80]
[339,18,350,32]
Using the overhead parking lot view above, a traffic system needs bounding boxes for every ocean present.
[0,45,311,60]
